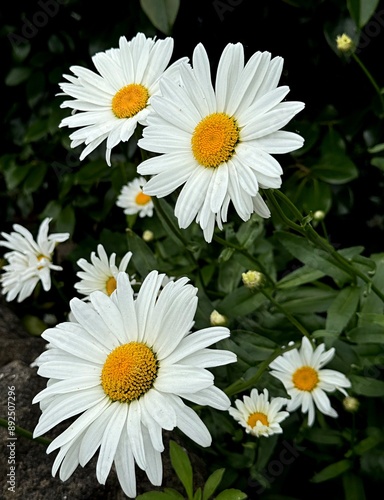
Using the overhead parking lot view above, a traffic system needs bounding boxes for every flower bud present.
[142,230,154,242]
[343,396,360,413]
[313,210,326,221]
[242,270,266,290]
[210,309,228,326]
[336,33,354,52]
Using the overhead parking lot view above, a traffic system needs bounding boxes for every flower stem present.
[260,288,311,339]
[265,189,384,303]
[225,343,299,397]
[0,418,51,446]
[352,53,384,116]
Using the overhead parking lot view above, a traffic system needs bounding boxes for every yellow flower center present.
[191,113,239,168]
[135,191,152,206]
[37,254,50,270]
[247,411,269,428]
[101,342,158,402]
[112,83,149,119]
[105,276,117,296]
[292,366,319,391]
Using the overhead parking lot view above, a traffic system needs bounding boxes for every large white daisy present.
[269,337,351,426]
[229,388,289,438]
[116,176,154,218]
[74,244,134,299]
[33,271,237,498]
[0,218,69,302]
[59,32,186,166]
[137,42,305,242]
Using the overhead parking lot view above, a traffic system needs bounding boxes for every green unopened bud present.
[210,309,228,326]
[343,396,360,413]
[336,33,354,52]
[242,270,266,290]
[142,230,154,242]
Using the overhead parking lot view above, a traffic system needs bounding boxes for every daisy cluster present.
[0,31,354,499]
[58,32,304,242]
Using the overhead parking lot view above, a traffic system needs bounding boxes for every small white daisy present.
[0,218,69,302]
[269,337,351,427]
[59,32,186,166]
[33,271,237,498]
[116,177,154,218]
[138,42,304,242]
[74,244,133,298]
[229,388,289,437]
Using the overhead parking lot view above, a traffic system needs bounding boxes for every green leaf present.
[1,155,32,190]
[357,313,384,328]
[56,204,75,235]
[350,374,384,396]
[312,130,358,184]
[217,287,266,318]
[342,472,366,500]
[140,0,180,34]
[163,488,186,499]
[203,468,225,500]
[276,286,338,314]
[194,488,202,500]
[277,265,325,289]
[368,143,384,154]
[325,286,360,334]
[5,67,32,86]
[23,163,48,194]
[24,119,49,143]
[371,157,384,171]
[74,159,110,184]
[274,231,351,284]
[347,0,380,28]
[214,489,247,500]
[348,324,384,343]
[304,428,344,446]
[311,459,352,483]
[169,441,194,500]
[136,493,178,500]
[125,228,158,278]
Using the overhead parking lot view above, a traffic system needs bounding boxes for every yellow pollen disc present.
[101,342,158,402]
[105,276,117,296]
[292,366,319,391]
[191,112,239,168]
[112,83,149,119]
[37,254,49,270]
[247,411,269,428]
[135,191,152,206]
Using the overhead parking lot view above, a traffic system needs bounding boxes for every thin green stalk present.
[225,343,299,397]
[352,53,384,116]
[213,234,274,287]
[0,418,51,446]
[261,288,311,339]
[267,189,384,303]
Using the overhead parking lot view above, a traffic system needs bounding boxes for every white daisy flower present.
[59,32,186,166]
[0,218,69,302]
[269,337,351,427]
[116,176,154,218]
[33,271,237,498]
[229,388,289,437]
[137,42,305,242]
[74,244,133,298]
